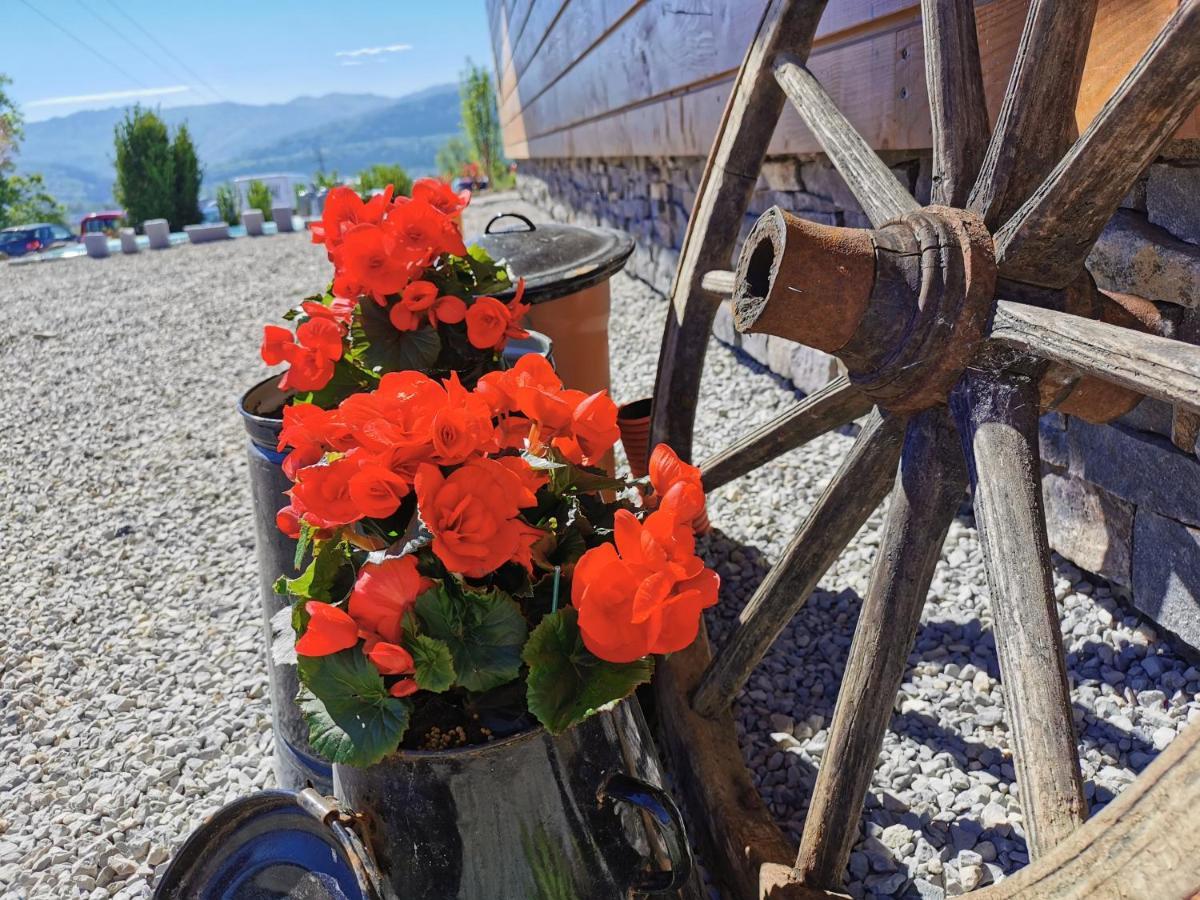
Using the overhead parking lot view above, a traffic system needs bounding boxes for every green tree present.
[215,183,239,225]
[459,60,506,183]
[0,73,66,228]
[358,163,412,198]
[246,179,274,218]
[113,105,174,229]
[435,137,472,180]
[170,124,202,229]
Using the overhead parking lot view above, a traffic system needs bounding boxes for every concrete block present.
[1087,209,1200,308]
[144,219,170,250]
[711,302,741,348]
[789,345,842,395]
[119,228,138,254]
[1146,163,1200,246]
[799,160,864,214]
[272,206,295,232]
[766,335,797,381]
[1132,508,1200,647]
[1042,471,1133,586]
[761,159,802,192]
[83,233,109,259]
[1117,397,1174,440]
[1039,414,1069,469]
[1068,419,1200,526]
[185,223,230,244]
[242,209,265,236]
[740,332,770,367]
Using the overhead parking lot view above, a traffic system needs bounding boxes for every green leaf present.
[523,608,653,734]
[297,649,411,766]
[415,585,528,693]
[406,634,456,693]
[282,539,348,602]
[349,298,442,374]
[531,451,626,496]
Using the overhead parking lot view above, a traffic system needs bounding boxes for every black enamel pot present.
[332,697,697,899]
[239,374,332,793]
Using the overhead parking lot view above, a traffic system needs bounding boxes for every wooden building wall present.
[486,0,1200,161]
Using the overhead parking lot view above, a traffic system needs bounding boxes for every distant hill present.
[16,84,461,218]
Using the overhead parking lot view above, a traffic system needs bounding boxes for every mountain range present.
[16,83,462,218]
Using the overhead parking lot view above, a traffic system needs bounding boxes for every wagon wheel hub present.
[732,204,1145,420]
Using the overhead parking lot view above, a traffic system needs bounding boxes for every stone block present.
[766,335,796,380]
[1042,471,1133,586]
[242,209,265,236]
[272,206,295,232]
[1038,414,1069,469]
[1087,209,1200,308]
[83,233,109,258]
[740,332,770,367]
[185,223,230,244]
[789,345,842,395]
[144,218,170,250]
[119,228,139,254]
[1068,419,1200,526]
[1132,508,1200,647]
[761,159,802,192]
[1117,397,1174,440]
[1146,163,1200,246]
[711,302,741,348]
[799,160,864,214]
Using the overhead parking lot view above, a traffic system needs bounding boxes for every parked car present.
[0,223,75,257]
[79,211,125,238]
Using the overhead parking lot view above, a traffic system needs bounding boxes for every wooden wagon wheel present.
[648,1,1200,898]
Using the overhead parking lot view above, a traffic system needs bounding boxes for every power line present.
[74,0,201,101]
[17,0,150,90]
[105,1,229,104]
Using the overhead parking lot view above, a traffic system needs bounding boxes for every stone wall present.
[516,151,1200,648]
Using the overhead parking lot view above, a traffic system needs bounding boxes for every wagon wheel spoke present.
[650,0,831,460]
[793,407,968,888]
[968,0,1099,229]
[692,409,905,718]
[700,377,873,492]
[994,1,1200,288]
[992,300,1200,412]
[920,0,990,206]
[950,370,1087,858]
[773,57,919,227]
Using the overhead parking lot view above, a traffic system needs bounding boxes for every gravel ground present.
[2,201,1199,899]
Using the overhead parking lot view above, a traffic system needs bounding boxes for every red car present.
[79,210,125,239]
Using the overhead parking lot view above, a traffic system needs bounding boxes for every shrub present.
[215,183,239,225]
[113,106,174,230]
[170,124,202,229]
[246,179,274,218]
[358,164,412,198]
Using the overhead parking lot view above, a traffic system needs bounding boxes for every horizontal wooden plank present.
[499,0,1198,160]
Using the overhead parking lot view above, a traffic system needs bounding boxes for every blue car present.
[0,223,75,258]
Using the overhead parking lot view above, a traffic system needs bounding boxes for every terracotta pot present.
[617,398,653,478]
[333,697,698,899]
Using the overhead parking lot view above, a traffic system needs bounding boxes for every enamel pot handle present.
[598,772,694,895]
[484,212,536,234]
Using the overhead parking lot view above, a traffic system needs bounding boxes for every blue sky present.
[4,0,495,121]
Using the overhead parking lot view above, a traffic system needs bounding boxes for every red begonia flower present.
[261,325,296,366]
[289,455,363,528]
[311,184,393,257]
[348,463,410,519]
[366,640,416,675]
[414,458,545,578]
[296,601,359,657]
[349,556,431,645]
[335,222,419,304]
[389,679,420,698]
[411,178,470,216]
[278,347,335,392]
[464,296,515,350]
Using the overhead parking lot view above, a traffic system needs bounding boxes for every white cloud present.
[26,85,191,108]
[334,42,412,59]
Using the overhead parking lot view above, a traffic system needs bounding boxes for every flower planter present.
[618,397,653,478]
[239,374,332,792]
[471,215,634,397]
[332,696,695,899]
[152,699,698,899]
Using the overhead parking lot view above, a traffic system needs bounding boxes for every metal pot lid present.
[470,213,635,305]
[153,789,384,900]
